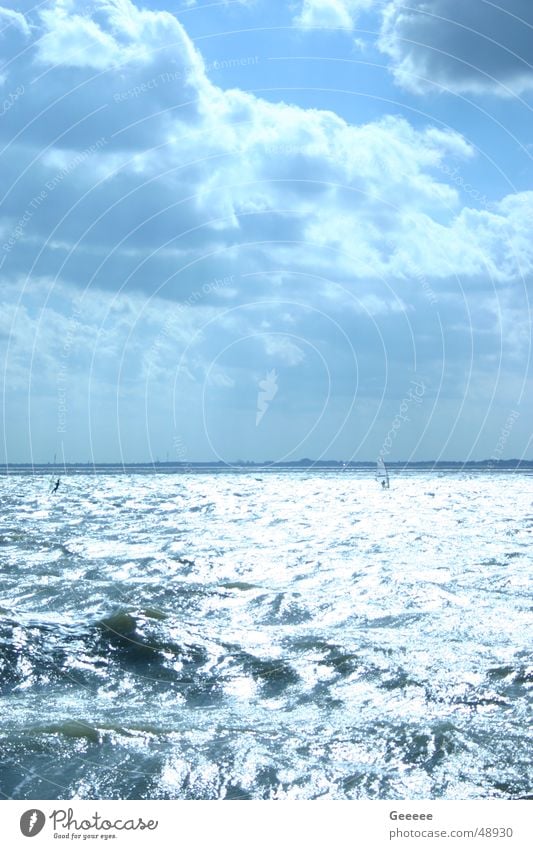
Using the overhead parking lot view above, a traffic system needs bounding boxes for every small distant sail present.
[376,457,390,489]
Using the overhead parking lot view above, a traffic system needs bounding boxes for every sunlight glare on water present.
[0,470,531,800]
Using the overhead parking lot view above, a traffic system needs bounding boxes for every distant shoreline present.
[1,459,531,474]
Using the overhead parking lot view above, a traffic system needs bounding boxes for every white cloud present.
[294,0,376,31]
[379,0,533,96]
[0,0,529,295]
[1,0,531,462]
[37,0,207,80]
[390,197,533,283]
[38,13,121,70]
[0,5,30,37]
[262,334,305,366]
[181,0,253,5]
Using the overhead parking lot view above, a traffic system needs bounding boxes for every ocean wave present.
[0,471,531,799]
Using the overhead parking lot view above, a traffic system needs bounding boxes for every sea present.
[0,469,531,800]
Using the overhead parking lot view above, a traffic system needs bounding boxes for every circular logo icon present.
[20,810,46,837]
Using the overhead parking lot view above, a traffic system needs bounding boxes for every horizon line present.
[0,458,531,469]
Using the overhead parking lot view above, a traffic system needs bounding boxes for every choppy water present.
[0,470,531,800]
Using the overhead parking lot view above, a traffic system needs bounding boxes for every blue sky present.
[0,0,531,464]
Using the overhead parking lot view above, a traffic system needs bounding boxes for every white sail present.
[376,457,390,488]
